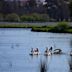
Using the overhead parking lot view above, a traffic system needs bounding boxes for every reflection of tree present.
[39,55,52,72]
[70,39,72,49]
[69,57,72,72]
[69,39,72,72]
[39,60,47,72]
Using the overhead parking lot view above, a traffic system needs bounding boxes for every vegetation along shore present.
[0,22,72,33]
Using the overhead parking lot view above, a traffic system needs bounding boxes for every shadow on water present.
[39,60,48,72]
[38,55,52,72]
[68,56,72,72]
[29,54,49,72]
[69,39,72,72]
[11,43,20,49]
[70,39,72,49]
[29,55,39,59]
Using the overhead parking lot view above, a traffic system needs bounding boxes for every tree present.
[0,13,4,21]
[0,0,13,14]
[0,0,5,12]
[5,13,20,22]
[13,0,21,10]
[28,0,37,7]
[69,0,72,17]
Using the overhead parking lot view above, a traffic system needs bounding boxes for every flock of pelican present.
[29,47,64,56]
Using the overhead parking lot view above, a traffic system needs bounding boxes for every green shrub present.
[67,29,72,33]
[20,13,49,22]
[32,13,49,22]
[40,14,49,21]
[31,13,40,21]
[55,22,69,32]
[47,22,70,33]
[5,13,20,22]
[31,27,49,32]
[56,22,69,28]
[20,15,34,22]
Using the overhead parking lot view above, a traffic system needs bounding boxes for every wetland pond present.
[0,28,72,72]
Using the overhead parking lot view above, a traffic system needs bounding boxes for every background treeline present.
[69,0,72,17]
[0,13,51,22]
[0,0,47,14]
[0,0,72,21]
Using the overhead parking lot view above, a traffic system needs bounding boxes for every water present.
[0,28,72,72]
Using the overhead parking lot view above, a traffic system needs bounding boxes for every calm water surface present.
[0,28,72,72]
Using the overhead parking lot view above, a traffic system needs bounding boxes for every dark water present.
[0,28,72,72]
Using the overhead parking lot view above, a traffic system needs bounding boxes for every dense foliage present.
[0,0,71,21]
[69,1,72,18]
[28,0,37,7]
[0,13,4,21]
[0,13,50,22]
[31,22,72,33]
[5,13,20,22]
[20,13,49,22]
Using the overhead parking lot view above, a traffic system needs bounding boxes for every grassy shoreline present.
[0,23,43,28]
[0,22,72,33]
[31,22,72,33]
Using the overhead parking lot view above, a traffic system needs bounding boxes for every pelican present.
[44,47,52,56]
[53,49,62,54]
[70,51,72,56]
[29,48,39,55]
[44,51,52,56]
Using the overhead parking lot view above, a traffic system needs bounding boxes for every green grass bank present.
[0,22,72,33]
